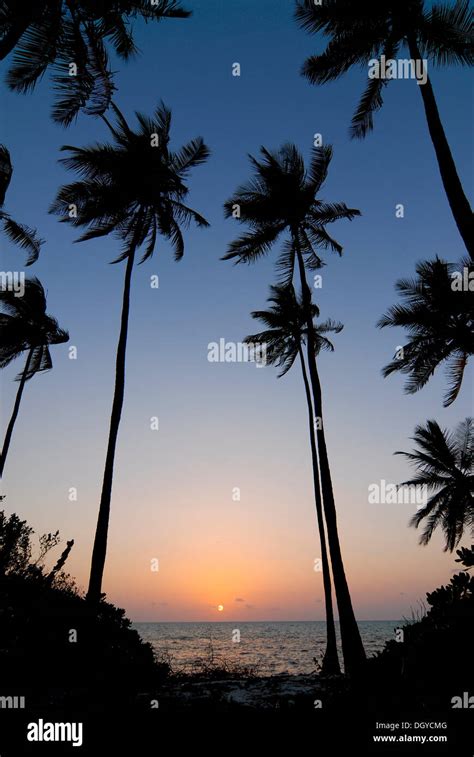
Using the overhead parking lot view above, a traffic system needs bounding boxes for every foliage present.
[0,509,169,711]
[50,102,210,262]
[378,257,474,406]
[223,143,359,280]
[0,277,69,381]
[294,0,474,138]
[245,283,342,377]
[0,144,43,264]
[365,546,474,710]
[396,418,474,551]
[0,1,191,125]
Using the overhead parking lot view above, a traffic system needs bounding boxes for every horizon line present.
[132,618,403,624]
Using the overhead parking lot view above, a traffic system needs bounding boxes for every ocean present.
[133,620,400,675]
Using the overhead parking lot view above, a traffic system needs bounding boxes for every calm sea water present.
[133,620,400,675]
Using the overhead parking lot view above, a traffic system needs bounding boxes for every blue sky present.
[0,0,472,621]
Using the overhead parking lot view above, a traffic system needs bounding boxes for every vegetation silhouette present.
[0,0,190,125]
[224,142,365,675]
[245,282,343,674]
[362,545,474,730]
[0,2,472,742]
[2,507,472,731]
[294,0,474,257]
[50,101,210,602]
[396,418,474,551]
[0,144,43,264]
[0,509,166,715]
[0,277,69,478]
[378,257,474,406]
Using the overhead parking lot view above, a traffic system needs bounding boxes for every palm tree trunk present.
[0,347,34,478]
[298,345,340,675]
[87,246,136,601]
[408,36,473,259]
[294,237,366,676]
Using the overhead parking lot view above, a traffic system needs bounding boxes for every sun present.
[217,604,224,612]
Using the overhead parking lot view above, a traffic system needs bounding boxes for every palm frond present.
[444,351,469,406]
[52,24,115,126]
[307,145,333,191]
[2,214,44,264]
[0,143,13,205]
[350,37,399,139]
[171,138,211,174]
[5,9,63,93]
[222,224,285,263]
[310,201,361,224]
[420,0,474,66]
[399,418,474,550]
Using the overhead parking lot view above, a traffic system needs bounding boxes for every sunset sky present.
[1,0,472,622]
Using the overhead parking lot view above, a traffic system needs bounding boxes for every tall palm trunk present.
[294,238,366,676]
[87,246,136,601]
[408,36,473,259]
[0,346,34,478]
[298,344,340,675]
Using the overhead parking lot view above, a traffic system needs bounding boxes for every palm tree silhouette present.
[0,277,69,477]
[245,283,342,674]
[295,0,474,258]
[0,1,190,125]
[223,143,366,675]
[397,418,474,551]
[51,101,210,602]
[378,257,474,406]
[0,145,43,264]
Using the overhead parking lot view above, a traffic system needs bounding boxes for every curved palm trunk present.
[87,247,136,601]
[298,345,340,675]
[408,36,473,259]
[295,241,366,676]
[0,346,34,478]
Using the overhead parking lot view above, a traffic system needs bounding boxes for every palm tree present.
[0,0,190,125]
[397,418,474,551]
[223,143,366,675]
[294,0,474,258]
[245,283,342,674]
[378,257,474,406]
[0,145,43,264]
[0,277,69,477]
[50,101,210,602]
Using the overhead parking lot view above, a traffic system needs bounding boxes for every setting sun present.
[217,605,224,612]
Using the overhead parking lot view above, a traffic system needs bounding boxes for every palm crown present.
[0,145,43,265]
[50,102,210,261]
[244,284,343,377]
[378,257,474,406]
[223,143,360,280]
[0,1,190,125]
[0,277,69,381]
[295,0,474,138]
[397,418,474,551]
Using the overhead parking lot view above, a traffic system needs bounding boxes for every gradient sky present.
[0,0,472,622]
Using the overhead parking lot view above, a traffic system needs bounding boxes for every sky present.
[0,0,472,622]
